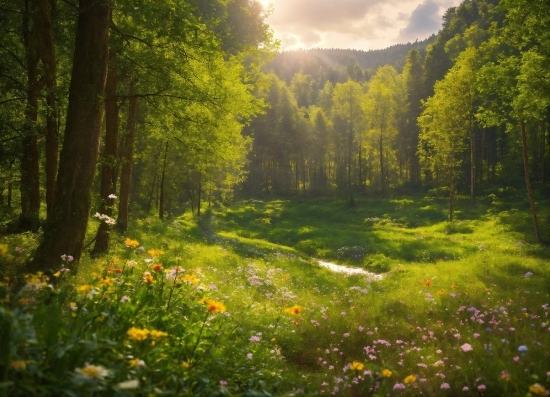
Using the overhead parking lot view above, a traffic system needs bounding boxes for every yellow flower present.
[148,249,164,256]
[77,285,92,295]
[99,277,113,287]
[143,272,154,284]
[349,361,364,371]
[129,358,145,367]
[439,289,445,295]
[149,330,168,339]
[124,238,140,248]
[182,273,199,285]
[382,369,392,377]
[182,361,190,369]
[404,375,417,384]
[208,300,226,313]
[10,361,27,370]
[127,327,150,341]
[529,384,547,396]
[284,305,302,315]
[53,271,61,277]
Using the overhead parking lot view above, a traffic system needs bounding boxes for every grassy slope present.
[2,194,549,395]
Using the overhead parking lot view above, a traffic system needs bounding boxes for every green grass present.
[1,194,549,396]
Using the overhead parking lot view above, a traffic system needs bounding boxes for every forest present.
[0,0,549,396]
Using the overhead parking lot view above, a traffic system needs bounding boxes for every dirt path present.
[317,260,383,280]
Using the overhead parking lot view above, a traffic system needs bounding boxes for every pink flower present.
[220,380,228,387]
[441,383,450,389]
[513,356,520,363]
[461,343,473,352]
[478,384,486,391]
[463,386,469,391]
[473,333,480,338]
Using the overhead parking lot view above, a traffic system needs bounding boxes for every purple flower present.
[461,343,473,352]
[393,383,405,390]
[478,384,486,391]
[518,345,528,352]
[441,383,450,389]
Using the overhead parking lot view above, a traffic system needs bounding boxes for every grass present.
[1,193,549,396]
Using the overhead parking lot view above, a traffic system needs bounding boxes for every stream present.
[317,260,383,280]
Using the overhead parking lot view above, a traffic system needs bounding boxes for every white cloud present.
[258,0,463,51]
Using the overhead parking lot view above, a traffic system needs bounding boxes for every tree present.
[30,0,110,270]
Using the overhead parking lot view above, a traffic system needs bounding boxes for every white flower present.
[117,379,139,389]
[108,194,117,199]
[75,364,110,380]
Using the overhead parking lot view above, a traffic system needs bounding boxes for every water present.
[317,260,383,280]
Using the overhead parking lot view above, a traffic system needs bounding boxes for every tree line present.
[241,0,548,243]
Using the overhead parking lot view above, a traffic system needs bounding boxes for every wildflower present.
[328,365,334,370]
[75,364,110,380]
[500,370,510,381]
[114,268,123,274]
[117,379,139,390]
[439,289,445,295]
[382,369,392,377]
[183,273,199,285]
[441,383,450,389]
[148,249,164,256]
[433,360,444,367]
[149,330,168,339]
[518,345,528,352]
[98,277,113,287]
[246,353,253,360]
[529,384,547,396]
[152,264,163,272]
[182,361,190,369]
[127,327,149,341]
[69,302,78,311]
[473,333,480,338]
[425,280,431,287]
[404,375,417,384]
[120,295,130,303]
[199,298,227,313]
[10,361,27,370]
[513,356,520,362]
[143,272,154,284]
[451,283,456,290]
[524,272,533,277]
[284,305,302,315]
[249,335,261,342]
[129,359,145,367]
[124,238,140,248]
[15,246,24,253]
[349,361,364,371]
[463,386,469,391]
[77,285,92,295]
[108,194,117,199]
[220,380,228,387]
[393,383,406,390]
[461,343,473,352]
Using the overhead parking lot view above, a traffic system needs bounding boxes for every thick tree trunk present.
[117,91,137,232]
[35,0,58,218]
[93,60,119,255]
[30,0,110,271]
[519,120,542,244]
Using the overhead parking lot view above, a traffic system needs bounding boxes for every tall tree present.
[30,0,110,270]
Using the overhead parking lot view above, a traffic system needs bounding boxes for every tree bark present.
[117,90,137,232]
[30,0,110,271]
[519,120,542,244]
[93,59,119,255]
[35,0,58,218]
[20,0,41,232]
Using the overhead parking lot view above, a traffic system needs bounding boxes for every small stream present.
[317,260,383,280]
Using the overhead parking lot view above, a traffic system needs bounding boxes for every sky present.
[257,0,464,51]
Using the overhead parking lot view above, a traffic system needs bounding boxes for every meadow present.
[1,193,549,396]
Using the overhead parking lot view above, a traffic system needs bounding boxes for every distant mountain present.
[266,36,436,84]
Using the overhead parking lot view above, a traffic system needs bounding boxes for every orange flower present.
[439,289,445,295]
[152,264,163,272]
[115,268,123,274]
[143,272,154,284]
[451,283,457,290]
[199,298,226,313]
[425,280,432,287]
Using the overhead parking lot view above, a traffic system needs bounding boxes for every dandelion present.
[127,327,150,341]
[382,369,392,377]
[349,361,364,371]
[75,364,110,380]
[461,343,473,352]
[284,305,302,315]
[149,330,168,339]
[77,285,92,295]
[529,384,547,396]
[404,375,417,384]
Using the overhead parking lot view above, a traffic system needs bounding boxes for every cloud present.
[259,0,463,50]
[397,0,444,42]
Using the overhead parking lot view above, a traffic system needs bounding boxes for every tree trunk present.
[30,0,110,271]
[35,0,58,218]
[449,164,454,222]
[519,120,542,243]
[20,0,41,232]
[117,90,137,232]
[379,129,385,194]
[197,172,202,217]
[470,125,475,203]
[159,140,168,220]
[93,59,119,255]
